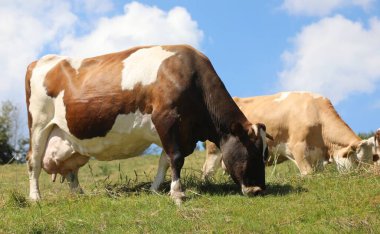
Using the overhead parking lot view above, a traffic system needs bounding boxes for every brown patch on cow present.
[42,47,150,139]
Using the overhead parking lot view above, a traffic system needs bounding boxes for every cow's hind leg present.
[28,126,53,201]
[65,169,84,194]
[202,149,222,180]
[150,150,170,192]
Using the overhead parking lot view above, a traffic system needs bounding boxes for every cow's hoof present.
[150,184,160,192]
[241,186,263,197]
[70,187,84,194]
[29,192,41,201]
[170,191,185,206]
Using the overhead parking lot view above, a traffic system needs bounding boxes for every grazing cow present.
[203,92,373,177]
[25,45,268,204]
[367,129,380,165]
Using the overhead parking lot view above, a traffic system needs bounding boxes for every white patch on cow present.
[274,91,324,103]
[66,57,83,72]
[29,55,83,131]
[274,92,290,102]
[121,46,175,90]
[51,92,161,160]
[29,55,66,129]
[52,91,70,132]
[259,127,267,160]
[74,110,159,160]
[252,124,258,136]
[295,91,323,99]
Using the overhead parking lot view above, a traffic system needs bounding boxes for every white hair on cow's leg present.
[150,151,170,191]
[170,179,185,206]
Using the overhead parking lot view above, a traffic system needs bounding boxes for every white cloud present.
[281,0,374,16]
[60,1,204,57]
[0,1,203,107]
[278,15,380,104]
[80,0,114,14]
[0,0,76,104]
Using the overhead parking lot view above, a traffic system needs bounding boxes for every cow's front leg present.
[150,151,170,192]
[169,151,185,205]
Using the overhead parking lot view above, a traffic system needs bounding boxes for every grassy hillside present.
[1,151,379,233]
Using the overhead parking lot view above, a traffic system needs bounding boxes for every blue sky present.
[1,0,379,134]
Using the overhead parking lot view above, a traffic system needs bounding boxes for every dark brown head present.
[220,122,268,196]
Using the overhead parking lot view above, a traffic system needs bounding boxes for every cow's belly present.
[54,112,161,160]
[269,142,325,164]
[269,143,294,162]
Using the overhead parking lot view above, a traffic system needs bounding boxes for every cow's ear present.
[376,129,380,139]
[247,124,260,140]
[350,143,358,151]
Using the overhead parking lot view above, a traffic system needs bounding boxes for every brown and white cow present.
[203,92,374,177]
[25,45,268,204]
[367,129,380,165]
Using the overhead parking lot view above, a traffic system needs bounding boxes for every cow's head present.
[334,140,373,171]
[220,122,268,196]
[376,128,380,146]
[373,128,380,164]
[355,140,373,163]
[333,144,357,172]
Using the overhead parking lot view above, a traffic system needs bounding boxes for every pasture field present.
[1,151,380,233]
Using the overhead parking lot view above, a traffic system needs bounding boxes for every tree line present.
[0,101,28,164]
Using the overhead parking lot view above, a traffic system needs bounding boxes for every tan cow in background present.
[203,92,374,177]
[367,129,380,165]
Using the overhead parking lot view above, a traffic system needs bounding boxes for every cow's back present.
[234,92,325,144]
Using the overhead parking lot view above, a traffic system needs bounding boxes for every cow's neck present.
[198,67,249,145]
[319,101,361,154]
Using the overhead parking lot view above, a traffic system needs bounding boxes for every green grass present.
[1,151,380,233]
